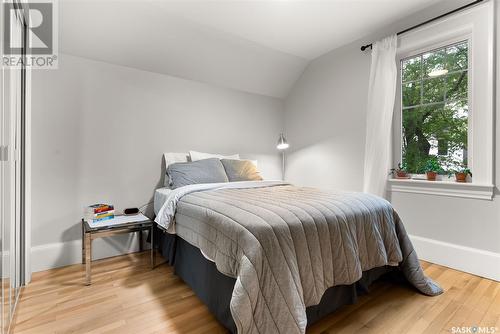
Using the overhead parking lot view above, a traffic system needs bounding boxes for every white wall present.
[284,0,500,280]
[284,43,370,192]
[31,53,283,272]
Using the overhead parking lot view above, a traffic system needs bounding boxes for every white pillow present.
[189,151,258,168]
[163,152,189,186]
[189,150,240,162]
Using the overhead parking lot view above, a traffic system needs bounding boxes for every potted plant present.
[424,157,442,181]
[389,162,409,179]
[450,166,472,183]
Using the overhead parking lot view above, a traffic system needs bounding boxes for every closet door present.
[0,29,10,333]
[1,6,25,333]
[12,8,24,304]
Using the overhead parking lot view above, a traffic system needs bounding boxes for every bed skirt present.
[157,228,399,333]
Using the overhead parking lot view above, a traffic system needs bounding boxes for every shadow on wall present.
[138,156,167,219]
[285,137,365,192]
[49,223,85,270]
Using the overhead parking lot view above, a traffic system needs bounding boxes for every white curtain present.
[363,35,398,198]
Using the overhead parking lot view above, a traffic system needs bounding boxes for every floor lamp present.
[277,133,289,180]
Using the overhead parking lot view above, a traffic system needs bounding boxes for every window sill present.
[387,178,494,200]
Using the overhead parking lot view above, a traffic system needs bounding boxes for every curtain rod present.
[360,0,484,51]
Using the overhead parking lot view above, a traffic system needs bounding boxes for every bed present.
[153,155,442,334]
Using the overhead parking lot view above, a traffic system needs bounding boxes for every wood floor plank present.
[11,253,500,334]
[479,282,500,328]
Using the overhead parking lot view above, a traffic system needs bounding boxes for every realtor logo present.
[2,0,58,69]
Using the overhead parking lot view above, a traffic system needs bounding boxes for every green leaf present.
[402,56,422,82]
[423,49,446,78]
[402,82,421,107]
[447,71,468,101]
[423,77,445,103]
[446,42,468,72]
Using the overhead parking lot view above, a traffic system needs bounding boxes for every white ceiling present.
[154,0,440,60]
[60,0,444,98]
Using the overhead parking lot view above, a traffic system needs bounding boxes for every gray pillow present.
[221,159,263,182]
[167,158,229,189]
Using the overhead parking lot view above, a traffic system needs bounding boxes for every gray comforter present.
[156,182,443,334]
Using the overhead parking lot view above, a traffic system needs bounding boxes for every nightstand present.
[81,214,155,285]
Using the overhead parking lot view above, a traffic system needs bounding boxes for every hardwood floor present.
[12,252,500,334]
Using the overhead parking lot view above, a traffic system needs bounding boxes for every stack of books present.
[85,204,115,223]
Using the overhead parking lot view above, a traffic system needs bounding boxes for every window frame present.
[389,1,494,200]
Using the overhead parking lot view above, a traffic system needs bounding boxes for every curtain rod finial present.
[361,44,372,51]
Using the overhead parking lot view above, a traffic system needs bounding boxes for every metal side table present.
[81,216,155,285]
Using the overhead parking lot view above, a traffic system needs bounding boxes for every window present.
[389,2,494,200]
[400,41,469,174]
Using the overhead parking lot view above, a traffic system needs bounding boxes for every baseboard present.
[409,234,500,282]
[31,232,150,273]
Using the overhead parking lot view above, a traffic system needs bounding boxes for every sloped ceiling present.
[60,0,444,98]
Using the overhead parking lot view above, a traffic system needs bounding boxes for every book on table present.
[85,204,115,223]
[85,204,114,214]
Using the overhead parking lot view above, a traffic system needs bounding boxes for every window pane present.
[426,103,468,170]
[423,49,447,78]
[400,41,469,174]
[402,56,421,82]
[446,42,468,71]
[402,82,421,107]
[402,107,434,173]
[447,71,468,101]
[437,139,448,156]
[423,77,445,104]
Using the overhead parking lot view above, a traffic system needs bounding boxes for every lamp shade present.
[277,133,289,150]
